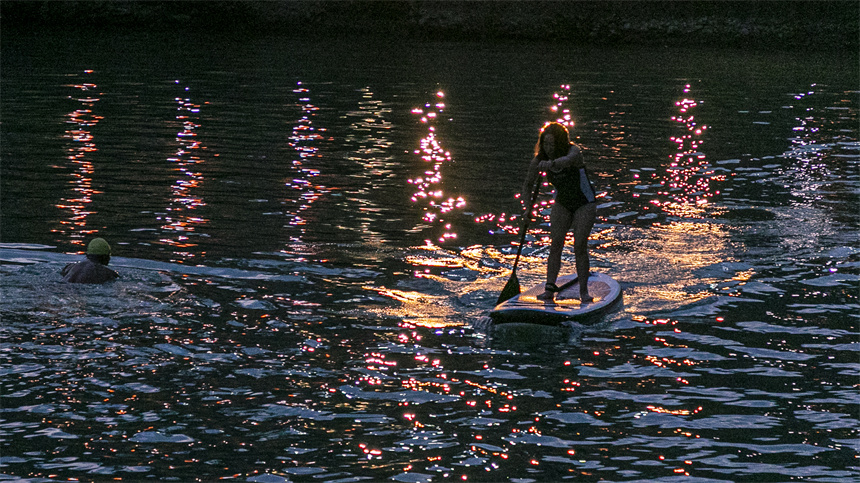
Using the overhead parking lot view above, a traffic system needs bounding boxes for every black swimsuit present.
[546,146,596,213]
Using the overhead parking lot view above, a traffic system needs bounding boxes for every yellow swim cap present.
[87,238,111,256]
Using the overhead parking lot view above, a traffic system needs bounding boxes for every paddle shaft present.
[510,178,544,273]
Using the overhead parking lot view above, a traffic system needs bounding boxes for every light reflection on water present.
[53,72,103,247]
[409,91,466,245]
[0,38,858,482]
[284,82,327,235]
[159,81,209,260]
[343,86,395,245]
[661,84,717,219]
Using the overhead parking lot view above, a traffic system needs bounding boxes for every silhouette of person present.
[521,122,597,302]
[61,238,119,284]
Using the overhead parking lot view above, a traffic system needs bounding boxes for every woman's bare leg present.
[537,202,574,300]
[572,202,597,302]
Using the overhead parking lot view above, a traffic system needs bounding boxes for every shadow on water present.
[477,316,625,351]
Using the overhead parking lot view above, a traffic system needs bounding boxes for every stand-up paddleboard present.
[490,272,622,325]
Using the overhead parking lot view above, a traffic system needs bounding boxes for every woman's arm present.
[61,262,75,276]
[547,144,584,172]
[521,156,542,198]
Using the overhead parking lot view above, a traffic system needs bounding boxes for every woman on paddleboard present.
[521,122,597,302]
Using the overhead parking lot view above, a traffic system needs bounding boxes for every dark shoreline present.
[2,1,858,51]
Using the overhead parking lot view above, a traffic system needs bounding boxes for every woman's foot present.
[537,282,560,301]
[580,291,593,303]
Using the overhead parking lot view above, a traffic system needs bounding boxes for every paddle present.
[497,178,544,304]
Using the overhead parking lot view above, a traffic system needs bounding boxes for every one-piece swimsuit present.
[546,145,596,213]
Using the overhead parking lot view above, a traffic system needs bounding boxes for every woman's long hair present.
[534,122,572,160]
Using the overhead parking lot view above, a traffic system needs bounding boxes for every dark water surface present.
[1,33,858,482]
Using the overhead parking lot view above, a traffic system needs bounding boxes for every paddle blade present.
[497,271,521,305]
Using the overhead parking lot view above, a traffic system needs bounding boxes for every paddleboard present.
[489,272,622,325]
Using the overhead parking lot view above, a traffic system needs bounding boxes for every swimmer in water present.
[61,238,119,284]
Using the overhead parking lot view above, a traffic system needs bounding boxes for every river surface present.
[1,33,858,482]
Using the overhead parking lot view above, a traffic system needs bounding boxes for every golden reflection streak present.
[613,220,743,311]
[159,81,210,261]
[644,354,698,370]
[404,255,466,268]
[408,91,466,245]
[417,246,517,281]
[654,84,723,219]
[551,84,575,128]
[363,243,511,329]
[645,405,703,416]
[53,72,103,246]
[402,318,463,329]
[371,288,436,304]
[361,284,465,329]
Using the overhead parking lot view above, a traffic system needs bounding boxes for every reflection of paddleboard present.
[489,272,622,325]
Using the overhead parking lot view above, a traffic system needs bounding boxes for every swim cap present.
[87,238,111,256]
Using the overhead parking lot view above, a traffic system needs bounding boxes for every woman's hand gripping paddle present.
[497,178,543,305]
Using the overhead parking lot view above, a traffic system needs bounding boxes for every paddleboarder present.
[61,237,119,284]
[521,122,597,302]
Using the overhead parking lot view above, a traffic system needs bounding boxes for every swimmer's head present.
[87,238,111,256]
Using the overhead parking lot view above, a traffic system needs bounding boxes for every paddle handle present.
[510,178,543,272]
